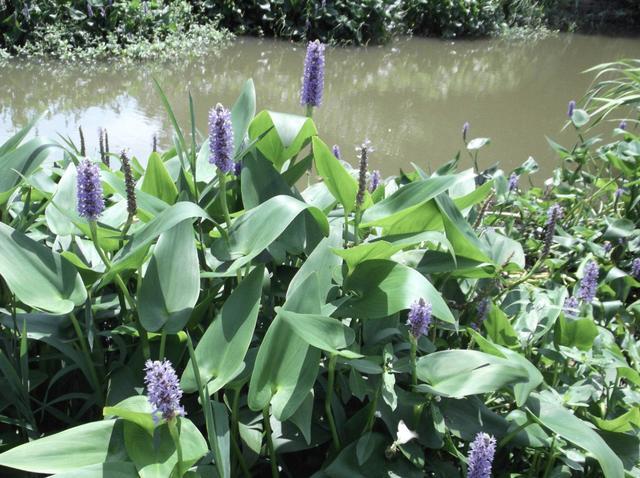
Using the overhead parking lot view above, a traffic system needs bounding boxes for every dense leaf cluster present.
[0,59,639,477]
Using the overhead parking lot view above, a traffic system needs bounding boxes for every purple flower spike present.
[508,172,518,192]
[631,258,640,279]
[577,261,599,304]
[462,121,470,142]
[619,120,627,130]
[332,144,341,160]
[233,161,242,177]
[615,188,624,201]
[144,359,185,423]
[568,100,576,118]
[603,241,612,254]
[563,296,579,318]
[77,159,105,221]
[467,432,496,478]
[300,40,325,108]
[356,140,372,208]
[369,170,381,192]
[407,298,432,338]
[543,204,563,257]
[208,103,234,174]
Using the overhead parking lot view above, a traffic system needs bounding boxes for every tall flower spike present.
[467,432,496,478]
[120,150,137,217]
[208,103,234,174]
[144,359,185,422]
[77,159,105,221]
[567,100,576,118]
[152,135,158,153]
[462,121,470,142]
[78,126,86,157]
[332,144,341,160]
[98,128,109,167]
[300,40,325,108]
[577,261,599,304]
[563,295,579,318]
[543,203,563,257]
[356,140,372,208]
[632,258,640,279]
[508,172,518,192]
[406,298,432,338]
[369,169,381,192]
[104,128,110,155]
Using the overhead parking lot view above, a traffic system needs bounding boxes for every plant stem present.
[69,312,102,407]
[542,434,557,478]
[159,331,167,359]
[217,171,232,230]
[409,336,420,424]
[168,419,184,478]
[325,353,341,451]
[306,105,313,118]
[263,407,279,478]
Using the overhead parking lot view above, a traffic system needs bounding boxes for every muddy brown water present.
[1,34,639,179]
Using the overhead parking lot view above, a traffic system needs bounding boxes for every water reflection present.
[1,34,639,175]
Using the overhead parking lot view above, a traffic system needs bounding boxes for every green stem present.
[263,407,279,478]
[217,171,232,230]
[231,388,251,478]
[365,379,381,432]
[343,210,349,248]
[159,331,167,359]
[306,105,313,118]
[409,337,420,424]
[168,419,184,478]
[542,434,557,478]
[325,353,341,451]
[69,312,102,407]
[353,209,361,246]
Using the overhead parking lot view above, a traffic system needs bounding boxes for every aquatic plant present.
[300,40,325,113]
[0,54,637,478]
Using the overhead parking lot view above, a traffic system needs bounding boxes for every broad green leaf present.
[527,392,623,478]
[52,462,138,477]
[181,266,264,394]
[124,419,207,478]
[470,330,542,405]
[434,193,492,262]
[312,137,358,214]
[0,223,87,314]
[416,350,528,398]
[0,420,124,474]
[248,110,317,170]
[138,220,200,333]
[210,402,231,478]
[110,202,210,274]
[45,162,81,236]
[481,303,519,348]
[332,241,404,274]
[360,175,456,228]
[287,232,342,300]
[141,152,178,205]
[231,79,257,153]
[211,195,329,273]
[0,111,44,157]
[482,229,525,269]
[0,137,56,205]
[277,309,356,355]
[249,273,322,421]
[591,407,640,433]
[555,316,598,351]
[103,396,155,435]
[571,108,590,128]
[241,150,295,209]
[340,259,455,324]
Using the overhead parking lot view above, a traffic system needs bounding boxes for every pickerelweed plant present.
[0,51,639,477]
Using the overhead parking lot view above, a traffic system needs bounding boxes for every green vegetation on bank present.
[0,0,638,61]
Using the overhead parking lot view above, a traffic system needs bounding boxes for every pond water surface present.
[1,34,639,178]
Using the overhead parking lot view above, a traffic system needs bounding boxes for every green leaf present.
[45,162,81,236]
[0,137,56,205]
[248,111,317,170]
[481,303,519,348]
[248,273,322,421]
[312,137,358,214]
[466,137,491,150]
[51,462,138,477]
[0,111,44,157]
[0,420,124,474]
[555,316,598,351]
[211,195,329,273]
[591,407,640,433]
[0,223,87,314]
[141,152,179,205]
[231,79,257,153]
[416,350,528,398]
[340,259,455,324]
[332,241,404,275]
[124,419,207,478]
[360,175,456,228]
[138,220,200,333]
[181,266,264,394]
[103,396,155,435]
[571,109,590,128]
[277,309,356,356]
[110,202,210,274]
[527,392,623,478]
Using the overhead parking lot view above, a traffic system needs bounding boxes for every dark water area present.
[1,34,639,178]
